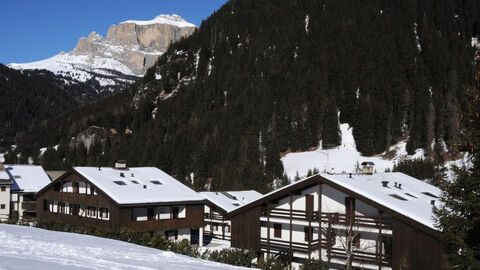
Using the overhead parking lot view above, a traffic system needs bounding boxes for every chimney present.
[398,183,402,189]
[431,200,435,206]
[394,182,398,188]
[381,181,389,188]
[115,160,127,170]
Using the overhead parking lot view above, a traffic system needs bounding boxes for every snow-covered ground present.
[282,123,468,180]
[0,224,249,270]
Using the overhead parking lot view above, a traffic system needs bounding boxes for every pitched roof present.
[5,165,51,193]
[320,173,441,229]
[0,168,12,184]
[200,190,263,213]
[73,167,205,205]
[227,172,441,232]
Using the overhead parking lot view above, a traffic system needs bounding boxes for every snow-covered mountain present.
[0,224,246,270]
[8,14,196,95]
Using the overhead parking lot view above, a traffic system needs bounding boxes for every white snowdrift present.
[0,224,249,270]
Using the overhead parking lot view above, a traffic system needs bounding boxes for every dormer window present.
[113,181,127,185]
[389,194,408,201]
[422,192,439,198]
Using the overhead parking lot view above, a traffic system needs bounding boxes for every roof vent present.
[431,200,435,206]
[349,173,352,178]
[398,183,402,189]
[381,181,389,188]
[115,160,127,170]
[131,173,134,177]
[98,167,101,171]
[120,172,125,177]
[143,185,147,189]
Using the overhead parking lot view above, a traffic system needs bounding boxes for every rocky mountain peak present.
[8,14,196,96]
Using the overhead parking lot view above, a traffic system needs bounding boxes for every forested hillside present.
[9,0,480,192]
[0,64,78,147]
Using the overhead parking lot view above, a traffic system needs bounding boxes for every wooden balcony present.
[261,207,392,230]
[204,213,226,222]
[260,238,391,267]
[21,201,36,212]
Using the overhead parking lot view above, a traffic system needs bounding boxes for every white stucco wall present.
[0,185,10,221]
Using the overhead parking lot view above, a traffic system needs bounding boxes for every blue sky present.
[0,0,229,65]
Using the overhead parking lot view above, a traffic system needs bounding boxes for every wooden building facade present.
[35,165,206,243]
[227,173,443,270]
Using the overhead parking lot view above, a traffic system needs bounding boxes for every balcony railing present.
[261,207,392,230]
[260,238,392,267]
[21,201,36,212]
[204,213,225,221]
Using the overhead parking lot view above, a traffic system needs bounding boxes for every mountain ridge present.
[8,14,196,96]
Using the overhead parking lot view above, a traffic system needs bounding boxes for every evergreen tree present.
[435,66,480,268]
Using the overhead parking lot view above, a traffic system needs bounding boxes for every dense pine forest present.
[0,64,77,146]
[5,0,480,193]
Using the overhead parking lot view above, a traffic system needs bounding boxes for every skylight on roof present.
[389,194,408,201]
[232,203,240,206]
[14,175,21,179]
[405,193,418,198]
[422,192,439,198]
[131,180,139,184]
[150,180,162,185]
[113,181,127,186]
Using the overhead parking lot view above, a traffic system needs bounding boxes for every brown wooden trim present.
[227,174,438,237]
[289,192,293,262]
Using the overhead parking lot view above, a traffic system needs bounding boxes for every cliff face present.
[72,15,196,75]
[9,14,196,95]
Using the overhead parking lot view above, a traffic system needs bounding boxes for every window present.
[389,194,408,201]
[113,181,127,185]
[405,193,417,198]
[226,225,230,233]
[214,224,218,231]
[150,180,162,185]
[165,230,178,240]
[422,192,439,198]
[1,186,6,192]
[73,182,80,193]
[382,236,393,256]
[0,204,5,209]
[43,199,48,211]
[273,224,282,238]
[354,233,361,248]
[147,208,155,220]
[304,226,313,242]
[172,207,180,219]
[345,197,355,224]
[99,207,109,220]
[157,207,170,220]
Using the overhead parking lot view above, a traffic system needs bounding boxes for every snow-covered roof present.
[231,172,441,230]
[201,190,263,213]
[5,165,51,192]
[320,173,441,229]
[74,167,205,205]
[120,14,196,28]
[0,168,11,184]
